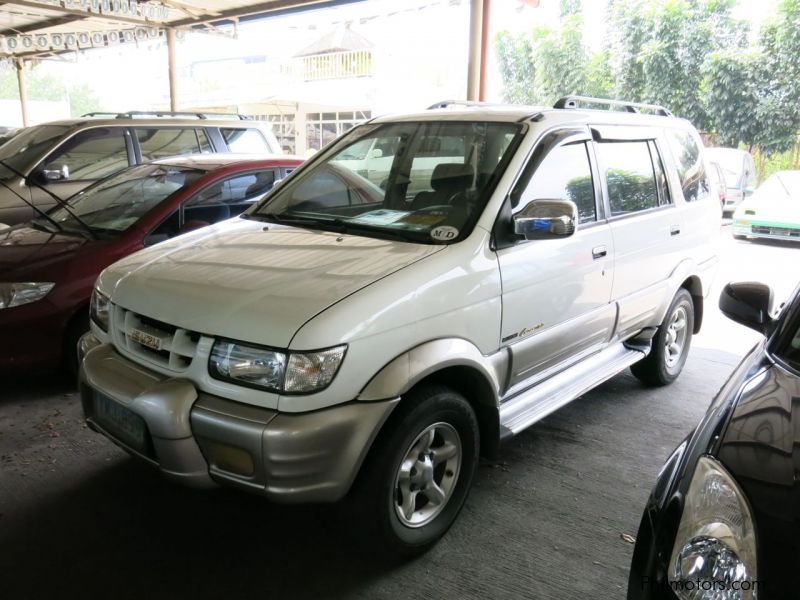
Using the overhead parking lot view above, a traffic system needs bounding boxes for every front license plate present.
[94,393,147,452]
[131,328,163,351]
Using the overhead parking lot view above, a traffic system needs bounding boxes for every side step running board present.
[499,343,646,437]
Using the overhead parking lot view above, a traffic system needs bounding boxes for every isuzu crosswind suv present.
[78,96,720,555]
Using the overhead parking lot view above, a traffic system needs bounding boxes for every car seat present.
[411,163,474,210]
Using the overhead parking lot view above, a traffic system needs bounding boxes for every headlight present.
[669,456,758,599]
[0,282,55,309]
[208,340,346,394]
[90,288,110,331]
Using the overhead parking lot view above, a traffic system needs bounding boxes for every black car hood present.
[717,362,800,596]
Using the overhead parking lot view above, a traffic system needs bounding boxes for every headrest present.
[431,163,474,191]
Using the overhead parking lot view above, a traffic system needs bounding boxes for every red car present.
[0,154,303,372]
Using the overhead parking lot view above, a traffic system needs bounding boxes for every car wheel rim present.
[664,305,689,369]
[393,422,462,528]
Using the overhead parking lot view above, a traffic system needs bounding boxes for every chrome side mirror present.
[513,199,577,240]
[42,165,69,181]
[719,281,774,335]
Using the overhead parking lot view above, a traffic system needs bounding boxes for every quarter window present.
[220,128,269,153]
[516,142,597,224]
[666,130,710,202]
[597,141,660,216]
[42,127,129,181]
[136,128,212,161]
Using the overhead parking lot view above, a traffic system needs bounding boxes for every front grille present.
[113,306,200,370]
[751,225,800,238]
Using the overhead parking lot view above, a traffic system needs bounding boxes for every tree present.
[0,65,101,117]
[495,31,536,104]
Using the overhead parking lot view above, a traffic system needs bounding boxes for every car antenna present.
[0,159,97,239]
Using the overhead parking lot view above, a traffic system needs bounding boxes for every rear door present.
[496,128,615,390]
[593,127,682,340]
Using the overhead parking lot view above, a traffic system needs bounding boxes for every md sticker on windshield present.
[431,225,459,241]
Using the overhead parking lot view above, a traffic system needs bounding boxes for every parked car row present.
[3,100,795,596]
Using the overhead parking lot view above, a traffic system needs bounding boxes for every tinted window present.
[220,128,269,153]
[42,128,129,181]
[597,141,659,215]
[48,164,203,233]
[186,170,277,219]
[517,142,596,224]
[0,124,70,173]
[666,130,709,202]
[136,128,212,161]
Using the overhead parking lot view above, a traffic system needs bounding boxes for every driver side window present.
[516,142,597,225]
[42,128,130,181]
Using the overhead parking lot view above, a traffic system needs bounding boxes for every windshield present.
[48,163,204,234]
[0,124,71,175]
[252,121,522,243]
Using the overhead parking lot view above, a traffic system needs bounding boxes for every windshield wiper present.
[0,159,98,240]
[252,212,412,242]
[0,178,64,234]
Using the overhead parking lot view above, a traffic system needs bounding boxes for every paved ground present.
[1,227,798,600]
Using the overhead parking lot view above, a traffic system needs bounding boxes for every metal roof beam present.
[170,0,360,28]
[0,13,86,36]
[5,0,163,27]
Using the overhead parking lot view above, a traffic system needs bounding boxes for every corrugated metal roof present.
[0,1,365,59]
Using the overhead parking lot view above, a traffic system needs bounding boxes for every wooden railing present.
[296,49,373,81]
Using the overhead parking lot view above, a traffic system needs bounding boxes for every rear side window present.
[220,128,270,153]
[136,128,212,161]
[42,127,129,181]
[516,142,597,224]
[597,141,661,216]
[666,130,710,202]
[186,170,277,218]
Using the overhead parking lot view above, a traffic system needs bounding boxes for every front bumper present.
[79,338,398,502]
[732,220,800,242]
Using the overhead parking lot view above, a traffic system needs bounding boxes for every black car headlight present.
[89,288,111,331]
[0,282,55,309]
[209,340,346,394]
[669,456,758,598]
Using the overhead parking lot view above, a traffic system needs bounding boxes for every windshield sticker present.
[349,209,408,226]
[431,225,459,241]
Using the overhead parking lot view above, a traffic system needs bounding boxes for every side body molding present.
[358,338,509,402]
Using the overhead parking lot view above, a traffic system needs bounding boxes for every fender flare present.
[358,338,508,402]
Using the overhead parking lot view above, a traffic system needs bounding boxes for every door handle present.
[670,224,681,236]
[592,245,607,259]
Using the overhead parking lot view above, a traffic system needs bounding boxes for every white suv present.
[78,97,720,555]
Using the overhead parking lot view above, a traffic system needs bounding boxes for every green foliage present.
[494,0,800,160]
[0,65,101,118]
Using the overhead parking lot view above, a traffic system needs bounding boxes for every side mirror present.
[370,148,383,159]
[42,165,69,181]
[513,199,577,240]
[719,282,774,334]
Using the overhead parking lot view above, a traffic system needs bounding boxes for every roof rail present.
[427,99,499,110]
[81,111,252,121]
[553,96,673,117]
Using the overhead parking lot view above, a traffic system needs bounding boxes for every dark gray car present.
[0,113,280,225]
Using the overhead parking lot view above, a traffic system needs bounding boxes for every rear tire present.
[349,385,479,557]
[631,288,694,387]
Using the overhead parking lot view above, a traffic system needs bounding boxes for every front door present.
[497,129,615,391]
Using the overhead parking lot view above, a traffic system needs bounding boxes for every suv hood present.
[99,218,442,347]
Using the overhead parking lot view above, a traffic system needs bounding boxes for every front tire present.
[350,385,479,557]
[631,288,694,387]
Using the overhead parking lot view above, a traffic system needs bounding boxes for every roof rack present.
[427,100,499,110]
[81,111,252,121]
[553,96,673,117]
